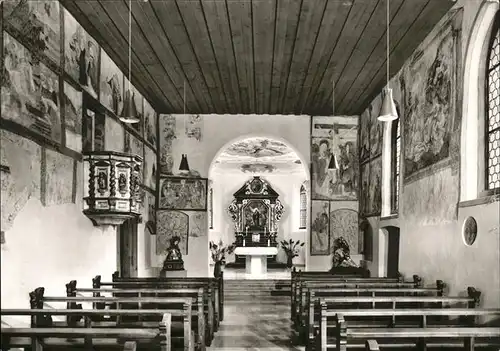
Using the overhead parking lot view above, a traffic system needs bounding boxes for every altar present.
[227,176,285,273]
[234,246,279,277]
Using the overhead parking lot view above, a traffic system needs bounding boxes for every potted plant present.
[280,239,305,268]
[209,240,236,277]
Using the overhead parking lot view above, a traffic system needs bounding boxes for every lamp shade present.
[179,154,190,173]
[119,90,140,124]
[377,88,398,122]
[328,154,340,170]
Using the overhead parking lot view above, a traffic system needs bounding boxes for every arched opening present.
[208,136,308,278]
[461,1,500,200]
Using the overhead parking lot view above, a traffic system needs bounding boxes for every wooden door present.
[386,228,400,279]
[118,217,138,278]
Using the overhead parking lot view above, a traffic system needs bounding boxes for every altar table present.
[234,247,279,278]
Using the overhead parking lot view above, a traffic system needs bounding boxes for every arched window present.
[299,184,307,229]
[486,13,500,191]
[209,188,214,229]
[391,118,401,213]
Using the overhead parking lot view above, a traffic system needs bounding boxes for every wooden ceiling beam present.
[92,0,175,112]
[270,0,302,115]
[62,0,169,112]
[344,0,454,115]
[282,0,328,115]
[200,0,242,113]
[322,0,405,115]
[277,0,305,114]
[297,0,352,115]
[252,0,276,115]
[306,0,379,115]
[227,0,256,114]
[152,0,214,113]
[336,0,427,113]
[125,0,197,114]
[177,0,229,114]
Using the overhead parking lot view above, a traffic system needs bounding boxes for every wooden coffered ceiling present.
[62,0,455,116]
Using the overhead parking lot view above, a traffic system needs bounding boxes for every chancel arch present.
[208,135,308,276]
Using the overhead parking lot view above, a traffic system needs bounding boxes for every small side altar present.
[234,247,279,278]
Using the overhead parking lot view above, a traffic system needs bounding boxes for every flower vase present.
[214,261,223,277]
[286,256,294,269]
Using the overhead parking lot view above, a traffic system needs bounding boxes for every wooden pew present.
[307,288,482,350]
[293,275,425,326]
[28,287,194,351]
[112,271,224,323]
[67,280,209,348]
[364,340,379,351]
[297,285,444,341]
[96,274,219,335]
[1,309,172,351]
[332,313,500,351]
[291,274,419,322]
[92,276,216,343]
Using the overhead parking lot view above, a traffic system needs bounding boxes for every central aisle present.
[208,279,304,351]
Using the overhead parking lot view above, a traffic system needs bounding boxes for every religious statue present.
[161,236,184,271]
[331,237,358,269]
[252,208,261,227]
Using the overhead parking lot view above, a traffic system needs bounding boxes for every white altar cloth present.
[234,247,278,278]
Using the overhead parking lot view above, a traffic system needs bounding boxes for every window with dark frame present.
[299,184,307,229]
[391,118,401,214]
[209,188,214,230]
[486,13,500,191]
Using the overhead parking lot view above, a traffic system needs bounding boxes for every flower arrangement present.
[280,239,305,268]
[209,240,236,264]
[209,240,237,277]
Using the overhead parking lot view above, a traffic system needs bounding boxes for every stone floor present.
[208,280,304,350]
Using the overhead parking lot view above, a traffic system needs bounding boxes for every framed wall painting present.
[369,97,383,159]
[64,9,99,98]
[144,98,157,149]
[186,211,207,238]
[144,190,156,234]
[401,10,462,181]
[329,208,359,255]
[310,200,330,255]
[367,157,382,216]
[63,81,83,152]
[359,162,370,216]
[3,0,60,67]
[359,109,371,164]
[143,146,157,191]
[156,210,189,255]
[99,49,123,116]
[311,116,358,201]
[159,176,208,211]
[1,33,62,144]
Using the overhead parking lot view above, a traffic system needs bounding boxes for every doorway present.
[117,217,138,278]
[385,226,400,278]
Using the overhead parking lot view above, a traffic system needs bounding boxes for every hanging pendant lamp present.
[328,79,340,170]
[378,0,398,122]
[119,0,140,124]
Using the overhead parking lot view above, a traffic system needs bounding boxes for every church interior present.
[1,0,500,350]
